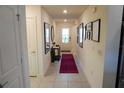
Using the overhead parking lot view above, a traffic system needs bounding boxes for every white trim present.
[18,6,30,88]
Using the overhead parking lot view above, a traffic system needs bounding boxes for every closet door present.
[0,6,23,88]
[26,17,38,77]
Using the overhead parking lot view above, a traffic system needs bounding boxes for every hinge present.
[16,14,20,21]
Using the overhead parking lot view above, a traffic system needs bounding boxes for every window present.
[62,28,69,43]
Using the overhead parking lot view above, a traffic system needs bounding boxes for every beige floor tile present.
[79,74,88,82]
[56,74,68,82]
[30,77,40,88]
[39,81,54,88]
[68,81,90,88]
[67,74,82,82]
[68,81,83,88]
[40,76,56,82]
[46,68,57,76]
[80,77,88,82]
[54,81,68,88]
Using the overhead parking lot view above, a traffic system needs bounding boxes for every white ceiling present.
[42,5,88,20]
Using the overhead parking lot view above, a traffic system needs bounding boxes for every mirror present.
[78,23,84,48]
[51,25,54,42]
[44,22,51,54]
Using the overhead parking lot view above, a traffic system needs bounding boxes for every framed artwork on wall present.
[78,23,84,48]
[92,19,101,42]
[87,31,91,40]
[44,22,51,54]
[83,25,86,40]
[86,22,92,32]
[77,27,79,44]
[86,22,93,40]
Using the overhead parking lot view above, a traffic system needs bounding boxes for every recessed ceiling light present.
[63,10,67,14]
[64,19,67,22]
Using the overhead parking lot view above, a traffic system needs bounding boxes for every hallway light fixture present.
[63,10,67,14]
[64,19,67,22]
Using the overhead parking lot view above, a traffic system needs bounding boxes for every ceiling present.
[42,5,88,20]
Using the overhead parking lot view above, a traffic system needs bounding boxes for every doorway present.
[26,17,38,77]
[61,28,71,52]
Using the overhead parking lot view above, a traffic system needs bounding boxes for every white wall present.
[103,5,123,88]
[71,24,77,55]
[76,5,123,88]
[76,6,107,87]
[26,6,53,76]
[41,7,53,75]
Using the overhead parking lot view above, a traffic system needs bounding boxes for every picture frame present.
[78,23,84,48]
[51,25,54,42]
[86,22,92,32]
[92,19,101,42]
[84,25,87,40]
[44,22,51,54]
[77,27,79,44]
[87,31,91,40]
[86,22,93,40]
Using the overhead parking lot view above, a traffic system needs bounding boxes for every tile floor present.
[30,55,90,88]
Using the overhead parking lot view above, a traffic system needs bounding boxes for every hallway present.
[30,53,90,88]
[0,5,123,88]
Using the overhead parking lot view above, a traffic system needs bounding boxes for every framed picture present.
[51,25,54,42]
[44,22,51,54]
[86,22,92,32]
[78,23,84,48]
[86,22,93,40]
[83,25,86,40]
[77,27,79,44]
[87,31,91,40]
[92,19,101,42]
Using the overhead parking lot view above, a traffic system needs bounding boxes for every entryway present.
[61,28,71,52]
[0,4,123,88]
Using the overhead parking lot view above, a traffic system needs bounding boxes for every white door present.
[26,17,38,77]
[0,6,23,88]
[61,28,72,52]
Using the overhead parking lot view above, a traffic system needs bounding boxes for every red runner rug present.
[59,54,79,73]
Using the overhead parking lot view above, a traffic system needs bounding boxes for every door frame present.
[115,6,124,88]
[18,6,30,88]
[60,27,72,52]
